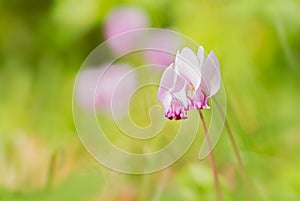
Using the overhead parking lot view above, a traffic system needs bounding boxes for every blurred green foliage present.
[0,0,300,200]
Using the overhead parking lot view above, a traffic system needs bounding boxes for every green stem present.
[199,110,223,201]
[214,98,252,200]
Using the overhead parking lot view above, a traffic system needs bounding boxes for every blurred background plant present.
[0,0,300,200]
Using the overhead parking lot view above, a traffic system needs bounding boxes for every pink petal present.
[175,47,201,89]
[200,50,221,97]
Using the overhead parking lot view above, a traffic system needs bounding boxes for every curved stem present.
[214,98,252,200]
[199,110,223,201]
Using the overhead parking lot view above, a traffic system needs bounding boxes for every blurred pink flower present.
[157,46,220,120]
[104,6,150,54]
[76,63,137,116]
[143,31,180,67]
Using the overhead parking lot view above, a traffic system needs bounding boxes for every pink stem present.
[199,110,223,201]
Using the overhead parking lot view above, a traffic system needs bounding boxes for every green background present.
[0,0,300,200]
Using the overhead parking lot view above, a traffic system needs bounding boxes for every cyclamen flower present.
[143,31,180,67]
[104,6,150,54]
[157,46,220,120]
[76,63,137,116]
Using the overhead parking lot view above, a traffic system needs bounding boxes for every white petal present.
[158,63,189,109]
[171,70,189,108]
[175,47,201,89]
[197,46,205,67]
[200,51,221,97]
[171,70,187,92]
[162,92,172,111]
[157,63,175,103]
[173,83,189,108]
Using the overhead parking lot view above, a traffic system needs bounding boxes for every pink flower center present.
[165,98,187,120]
